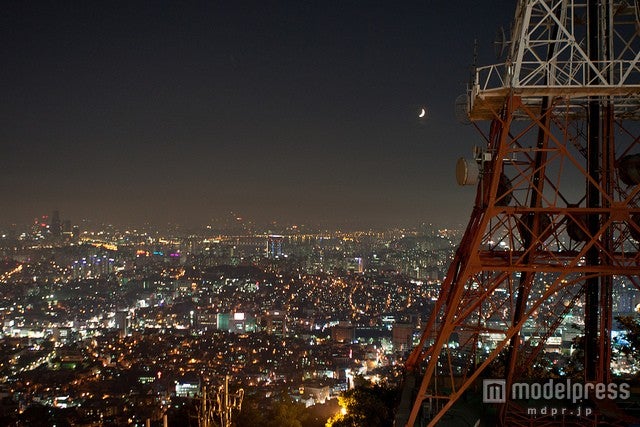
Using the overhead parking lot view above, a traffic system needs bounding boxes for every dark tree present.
[326,385,397,427]
[264,395,308,427]
[236,394,307,427]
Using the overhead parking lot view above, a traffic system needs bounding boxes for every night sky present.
[1,1,514,229]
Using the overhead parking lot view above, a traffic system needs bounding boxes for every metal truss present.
[472,0,640,120]
[398,1,640,426]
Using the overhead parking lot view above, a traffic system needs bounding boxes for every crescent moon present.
[419,108,426,118]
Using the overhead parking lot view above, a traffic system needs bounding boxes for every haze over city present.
[1,1,514,229]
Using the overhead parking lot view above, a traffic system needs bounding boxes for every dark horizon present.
[2,209,470,233]
[1,1,515,230]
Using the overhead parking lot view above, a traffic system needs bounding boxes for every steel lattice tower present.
[396,1,640,426]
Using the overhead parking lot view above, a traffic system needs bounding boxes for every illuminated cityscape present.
[0,214,464,425]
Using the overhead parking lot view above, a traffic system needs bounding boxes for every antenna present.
[470,38,478,85]
[494,26,509,59]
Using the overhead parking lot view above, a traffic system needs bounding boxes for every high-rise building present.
[266,235,284,259]
[114,310,129,337]
[260,310,288,336]
[50,210,62,237]
[72,225,80,240]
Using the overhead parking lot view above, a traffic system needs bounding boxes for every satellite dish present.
[494,26,509,59]
[455,94,471,124]
[456,158,479,186]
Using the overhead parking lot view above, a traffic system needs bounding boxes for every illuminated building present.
[216,312,257,333]
[260,310,287,336]
[331,322,355,343]
[176,378,201,398]
[266,235,284,259]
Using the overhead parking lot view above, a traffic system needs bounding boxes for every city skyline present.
[4,208,464,233]
[2,1,514,229]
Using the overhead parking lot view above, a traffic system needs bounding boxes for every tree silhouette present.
[325,385,397,427]
[270,396,307,427]
[237,394,306,427]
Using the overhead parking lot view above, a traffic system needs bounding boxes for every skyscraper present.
[266,235,284,259]
[50,210,62,237]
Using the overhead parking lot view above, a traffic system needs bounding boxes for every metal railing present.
[473,59,640,93]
